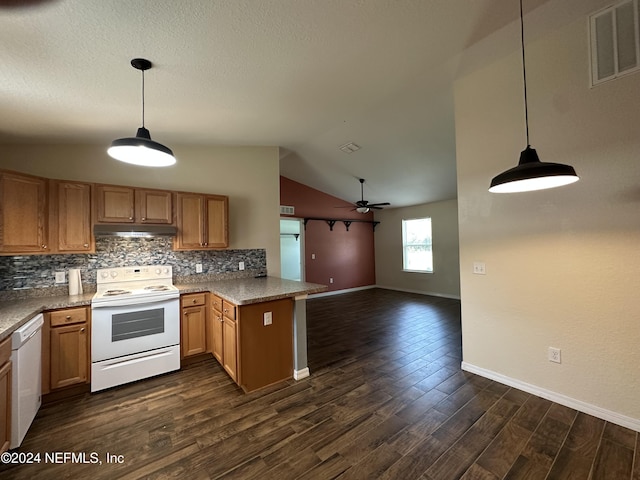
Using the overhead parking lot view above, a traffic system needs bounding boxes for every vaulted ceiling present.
[0,0,603,207]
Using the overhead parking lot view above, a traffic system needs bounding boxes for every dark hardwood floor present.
[1,288,638,479]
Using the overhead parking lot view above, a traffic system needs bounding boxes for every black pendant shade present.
[489,146,579,193]
[108,58,176,167]
[489,0,578,193]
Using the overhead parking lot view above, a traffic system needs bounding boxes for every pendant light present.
[108,58,176,167]
[489,0,578,193]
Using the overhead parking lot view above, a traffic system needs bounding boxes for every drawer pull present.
[192,299,197,304]
[65,315,71,320]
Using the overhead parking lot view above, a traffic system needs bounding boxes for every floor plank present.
[0,288,637,479]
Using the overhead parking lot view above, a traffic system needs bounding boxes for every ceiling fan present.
[350,178,390,213]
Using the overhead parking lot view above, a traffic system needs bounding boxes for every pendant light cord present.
[141,69,146,128]
[520,0,530,147]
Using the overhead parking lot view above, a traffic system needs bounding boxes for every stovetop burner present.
[144,285,171,292]
[102,289,132,296]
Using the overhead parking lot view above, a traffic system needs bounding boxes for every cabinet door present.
[55,181,93,252]
[0,361,10,454]
[0,337,11,454]
[0,172,48,253]
[222,317,237,382]
[136,189,173,224]
[95,185,135,223]
[210,307,224,364]
[182,305,207,357]
[175,193,204,249]
[205,195,228,248]
[50,323,88,390]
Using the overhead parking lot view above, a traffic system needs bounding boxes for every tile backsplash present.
[0,237,266,293]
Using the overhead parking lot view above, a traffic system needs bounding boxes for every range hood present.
[94,224,177,238]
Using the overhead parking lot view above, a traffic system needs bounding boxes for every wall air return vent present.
[280,205,295,215]
[590,0,640,86]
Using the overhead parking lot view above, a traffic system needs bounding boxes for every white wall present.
[454,10,640,428]
[0,144,282,275]
[375,199,460,298]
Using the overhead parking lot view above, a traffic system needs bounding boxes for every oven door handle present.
[91,294,179,308]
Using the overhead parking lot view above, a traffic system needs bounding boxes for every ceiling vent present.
[590,0,640,86]
[339,142,361,154]
[280,205,295,215]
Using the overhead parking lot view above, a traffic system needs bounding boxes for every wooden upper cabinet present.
[95,185,135,223]
[0,171,48,254]
[205,196,228,248]
[136,189,173,224]
[52,181,93,253]
[95,185,172,224]
[174,193,228,250]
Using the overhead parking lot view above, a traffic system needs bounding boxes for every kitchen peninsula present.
[0,276,327,390]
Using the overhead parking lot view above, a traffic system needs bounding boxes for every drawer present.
[211,295,223,312]
[0,336,10,365]
[182,293,207,307]
[50,307,87,327]
[222,301,236,321]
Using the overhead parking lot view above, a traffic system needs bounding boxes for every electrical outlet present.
[196,264,203,273]
[311,253,316,260]
[548,347,561,363]
[55,271,66,284]
[473,262,486,275]
[329,277,334,284]
[239,261,245,271]
[263,311,272,326]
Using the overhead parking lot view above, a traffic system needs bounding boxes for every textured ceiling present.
[0,0,603,207]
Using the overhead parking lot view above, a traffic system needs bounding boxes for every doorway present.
[280,218,304,281]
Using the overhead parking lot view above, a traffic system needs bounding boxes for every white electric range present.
[91,265,180,392]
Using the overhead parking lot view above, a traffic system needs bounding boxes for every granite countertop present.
[176,276,327,305]
[0,277,327,342]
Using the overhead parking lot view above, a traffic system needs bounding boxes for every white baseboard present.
[461,362,640,433]
[309,285,376,298]
[376,285,461,300]
[293,367,310,381]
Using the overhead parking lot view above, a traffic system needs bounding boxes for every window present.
[590,0,640,85]
[402,217,433,273]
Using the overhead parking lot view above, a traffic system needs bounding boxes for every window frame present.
[401,217,433,274]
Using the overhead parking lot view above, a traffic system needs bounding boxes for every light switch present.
[263,311,272,326]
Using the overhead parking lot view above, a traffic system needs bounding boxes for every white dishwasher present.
[10,313,43,449]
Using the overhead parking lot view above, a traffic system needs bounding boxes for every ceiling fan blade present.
[367,202,390,207]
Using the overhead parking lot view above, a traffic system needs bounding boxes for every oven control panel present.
[97,265,173,284]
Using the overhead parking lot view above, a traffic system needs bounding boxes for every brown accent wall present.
[280,176,375,291]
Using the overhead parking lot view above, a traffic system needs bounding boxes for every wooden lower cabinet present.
[0,337,11,453]
[181,293,208,359]
[209,296,224,364]
[42,307,90,395]
[222,310,238,382]
[209,296,293,392]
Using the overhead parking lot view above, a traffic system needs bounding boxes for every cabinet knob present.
[80,327,85,333]
[192,299,197,304]
[41,244,47,249]
[83,243,89,248]
[65,315,71,320]
[142,217,146,221]
[204,242,208,246]
[129,216,133,220]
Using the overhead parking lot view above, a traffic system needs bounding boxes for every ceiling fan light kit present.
[489,0,578,193]
[108,58,176,168]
